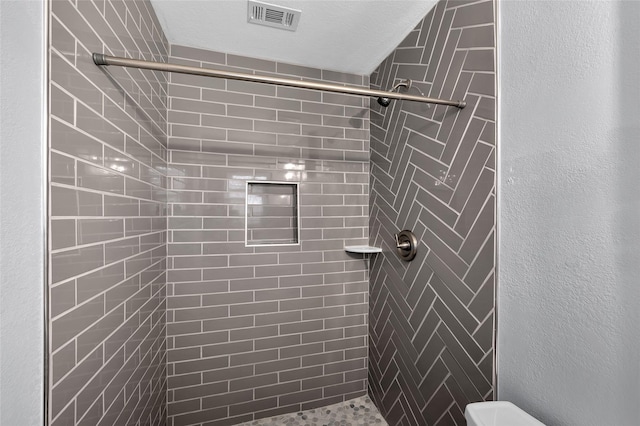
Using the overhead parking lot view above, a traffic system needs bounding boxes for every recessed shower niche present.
[245,181,300,246]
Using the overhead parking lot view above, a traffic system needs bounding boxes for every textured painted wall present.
[48,0,169,424]
[498,2,640,425]
[164,45,371,425]
[368,0,496,424]
[0,1,46,425]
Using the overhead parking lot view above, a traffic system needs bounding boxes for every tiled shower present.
[369,1,495,424]
[48,0,495,425]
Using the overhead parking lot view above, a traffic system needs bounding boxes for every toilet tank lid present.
[465,401,546,426]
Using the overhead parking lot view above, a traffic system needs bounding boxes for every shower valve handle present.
[395,233,411,250]
[394,230,418,261]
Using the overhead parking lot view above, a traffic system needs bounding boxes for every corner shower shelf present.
[344,246,382,254]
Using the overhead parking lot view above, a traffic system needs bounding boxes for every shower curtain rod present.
[92,53,466,109]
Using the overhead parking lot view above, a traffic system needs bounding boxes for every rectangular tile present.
[51,219,76,250]
[51,186,103,217]
[228,79,276,96]
[172,44,225,63]
[463,49,495,72]
[77,162,125,194]
[277,62,321,79]
[458,25,494,49]
[202,88,253,106]
[229,373,278,392]
[202,340,252,358]
[173,357,229,376]
[172,407,227,425]
[51,245,105,284]
[174,306,228,322]
[77,218,124,245]
[50,151,76,187]
[452,1,494,28]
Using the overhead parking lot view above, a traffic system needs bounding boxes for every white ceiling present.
[149,0,438,75]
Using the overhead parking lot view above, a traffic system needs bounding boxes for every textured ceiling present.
[149,0,438,75]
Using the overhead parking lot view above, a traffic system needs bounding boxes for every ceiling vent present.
[247,1,301,32]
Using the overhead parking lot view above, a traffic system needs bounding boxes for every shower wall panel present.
[368,0,496,424]
[49,0,169,424]
[164,45,371,426]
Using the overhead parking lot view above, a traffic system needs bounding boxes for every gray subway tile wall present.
[368,0,496,424]
[165,45,371,425]
[49,0,168,425]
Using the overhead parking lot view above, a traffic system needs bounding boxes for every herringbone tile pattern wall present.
[368,1,496,424]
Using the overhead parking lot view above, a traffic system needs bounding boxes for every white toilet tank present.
[465,401,545,426]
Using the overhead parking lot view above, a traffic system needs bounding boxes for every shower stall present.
[5,0,497,425]
[3,0,639,425]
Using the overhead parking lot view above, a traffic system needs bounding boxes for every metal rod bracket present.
[92,53,108,66]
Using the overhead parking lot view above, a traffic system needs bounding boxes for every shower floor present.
[236,395,388,426]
